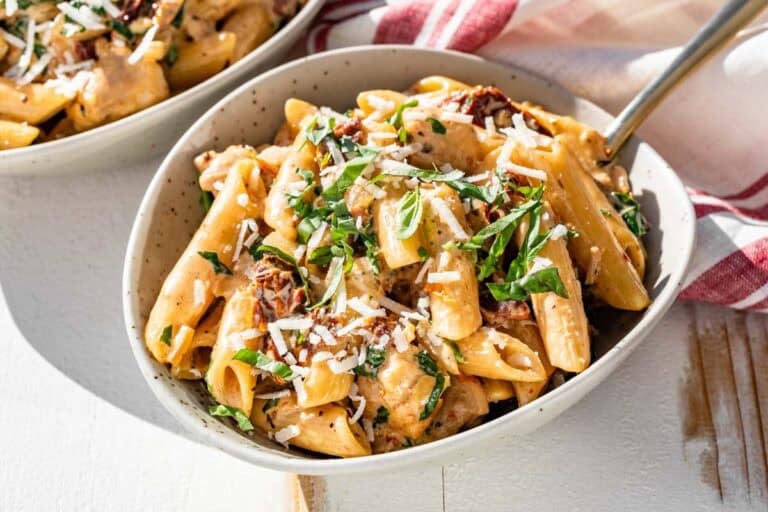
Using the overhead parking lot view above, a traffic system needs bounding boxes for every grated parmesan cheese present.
[337,317,367,336]
[347,297,386,318]
[366,95,395,112]
[0,28,25,48]
[350,396,366,424]
[308,333,322,345]
[254,389,291,400]
[57,2,105,30]
[293,377,306,403]
[327,354,359,374]
[427,271,460,284]
[392,325,409,352]
[431,197,469,240]
[274,316,313,331]
[19,53,52,85]
[464,172,488,183]
[362,419,375,442]
[5,0,18,16]
[236,193,249,207]
[274,425,300,444]
[193,279,206,307]
[440,111,474,124]
[484,115,496,134]
[414,257,433,284]
[127,23,158,65]
[284,353,297,366]
[289,364,310,377]
[500,161,548,181]
[298,348,308,363]
[313,324,337,346]
[550,224,569,241]
[267,323,288,355]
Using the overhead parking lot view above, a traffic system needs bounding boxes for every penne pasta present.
[147,79,653,457]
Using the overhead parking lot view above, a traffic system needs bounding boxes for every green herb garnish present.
[426,117,446,134]
[209,404,254,431]
[611,192,648,237]
[198,251,232,275]
[262,398,278,413]
[373,406,389,426]
[233,348,295,380]
[164,44,178,66]
[447,340,465,363]
[487,266,568,301]
[353,348,386,377]
[160,325,173,346]
[420,373,445,420]
[388,99,418,142]
[396,188,423,240]
[416,350,439,377]
[309,257,344,310]
[108,19,133,39]
[171,4,184,28]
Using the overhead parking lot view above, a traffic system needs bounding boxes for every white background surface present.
[0,159,760,511]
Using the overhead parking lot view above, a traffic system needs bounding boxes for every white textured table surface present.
[2,157,766,512]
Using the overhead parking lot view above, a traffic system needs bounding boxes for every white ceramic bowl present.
[123,46,696,475]
[0,0,323,177]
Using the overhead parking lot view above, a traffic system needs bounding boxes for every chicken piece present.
[421,375,488,441]
[66,40,169,131]
[359,344,449,440]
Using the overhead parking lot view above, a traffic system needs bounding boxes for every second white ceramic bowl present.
[123,46,696,475]
[0,0,323,176]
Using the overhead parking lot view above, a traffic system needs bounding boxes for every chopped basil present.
[160,325,173,346]
[487,266,568,301]
[233,348,295,380]
[209,404,254,431]
[322,153,377,201]
[171,4,185,28]
[297,215,323,244]
[416,350,439,377]
[33,43,47,58]
[600,208,612,217]
[446,180,501,204]
[353,347,386,377]
[457,187,543,280]
[611,192,648,237]
[383,163,464,183]
[418,246,429,261]
[197,251,232,275]
[262,398,279,412]
[199,189,214,212]
[373,406,389,426]
[304,116,336,146]
[388,99,418,142]
[447,340,465,363]
[285,168,316,219]
[396,188,423,240]
[309,257,344,310]
[164,44,178,66]
[419,373,445,420]
[108,19,133,39]
[249,244,297,265]
[90,4,106,15]
[426,117,446,134]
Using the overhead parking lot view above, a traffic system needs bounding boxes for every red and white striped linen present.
[307,0,768,312]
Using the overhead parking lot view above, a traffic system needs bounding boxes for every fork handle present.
[603,0,768,158]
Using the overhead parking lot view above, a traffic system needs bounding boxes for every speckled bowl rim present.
[1,0,323,161]
[123,45,696,475]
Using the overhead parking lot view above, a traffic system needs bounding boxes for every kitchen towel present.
[307,0,768,311]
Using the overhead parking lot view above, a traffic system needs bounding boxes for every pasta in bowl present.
[0,0,305,149]
[124,46,695,473]
[144,77,653,457]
